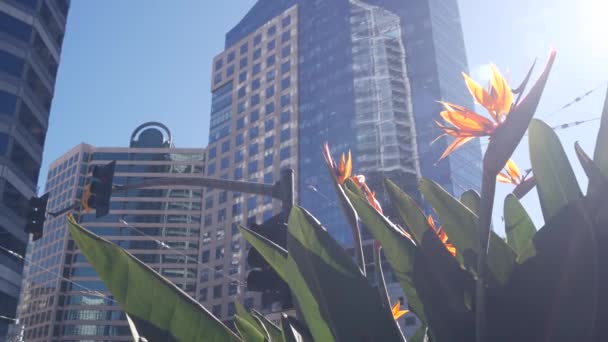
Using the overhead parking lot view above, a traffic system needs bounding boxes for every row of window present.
[207,143,292,176]
[215,15,292,71]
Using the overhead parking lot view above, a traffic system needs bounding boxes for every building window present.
[208,147,217,159]
[207,164,216,176]
[267,25,277,36]
[280,111,291,124]
[204,214,212,227]
[218,209,227,222]
[205,197,213,209]
[253,34,262,46]
[222,140,230,153]
[240,43,248,54]
[264,136,274,149]
[215,247,225,260]
[219,191,228,204]
[282,16,291,27]
[227,51,235,62]
[280,147,291,160]
[250,110,260,122]
[280,128,290,142]
[232,203,242,216]
[252,78,261,90]
[281,76,291,90]
[281,94,291,107]
[253,48,261,60]
[201,269,209,282]
[266,70,276,82]
[264,172,273,184]
[266,86,275,98]
[215,59,223,70]
[201,250,210,263]
[238,100,247,114]
[247,197,257,211]
[249,143,259,156]
[264,154,273,167]
[212,305,221,317]
[214,73,222,85]
[253,63,261,75]
[249,126,259,138]
[220,157,229,170]
[267,39,276,51]
[227,65,235,76]
[266,55,276,67]
[234,167,243,180]
[239,57,247,68]
[236,133,244,146]
[265,102,275,115]
[228,302,236,316]
[265,119,274,132]
[213,285,222,299]
[237,117,245,130]
[281,31,290,43]
[281,61,291,74]
[229,282,238,296]
[234,149,244,163]
[238,71,247,83]
[281,45,291,59]
[251,94,260,106]
[248,161,258,174]
[214,265,223,279]
[199,288,208,301]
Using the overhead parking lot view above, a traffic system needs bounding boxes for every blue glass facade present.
[0,1,70,339]
[225,0,481,246]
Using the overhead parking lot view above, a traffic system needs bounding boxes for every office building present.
[17,123,206,341]
[207,0,482,335]
[0,0,70,339]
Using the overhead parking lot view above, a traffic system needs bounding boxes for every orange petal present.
[438,136,475,162]
[505,159,522,181]
[446,243,457,257]
[427,215,436,231]
[463,72,497,115]
[490,64,514,117]
[392,302,409,320]
[439,103,495,133]
[496,172,514,184]
[345,150,352,181]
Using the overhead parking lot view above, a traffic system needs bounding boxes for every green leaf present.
[409,326,429,342]
[287,206,404,341]
[419,179,517,284]
[252,310,284,342]
[460,190,480,215]
[594,86,608,178]
[281,315,312,342]
[235,303,268,340]
[504,194,536,262]
[529,119,583,221]
[66,217,241,342]
[235,316,267,342]
[238,225,334,342]
[343,184,426,323]
[383,180,476,342]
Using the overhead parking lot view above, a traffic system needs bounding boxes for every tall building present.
[208,0,482,335]
[17,123,207,341]
[219,0,481,246]
[0,0,70,339]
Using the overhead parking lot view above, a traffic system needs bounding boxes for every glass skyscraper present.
[0,0,69,339]
[223,0,481,246]
[17,123,206,341]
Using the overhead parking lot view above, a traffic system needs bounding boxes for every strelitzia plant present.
[66,50,608,342]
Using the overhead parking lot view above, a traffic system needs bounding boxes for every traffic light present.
[25,193,49,241]
[81,161,116,217]
[245,213,292,309]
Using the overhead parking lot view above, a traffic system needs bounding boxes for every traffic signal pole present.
[112,168,295,214]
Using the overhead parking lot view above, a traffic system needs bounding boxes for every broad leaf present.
[235,303,269,340]
[460,190,480,215]
[67,216,240,342]
[354,180,474,341]
[238,225,334,342]
[375,246,406,340]
[287,206,404,341]
[504,194,536,262]
[594,86,608,178]
[281,315,312,342]
[419,179,517,284]
[343,184,425,323]
[529,119,582,222]
[235,316,266,342]
[252,310,284,342]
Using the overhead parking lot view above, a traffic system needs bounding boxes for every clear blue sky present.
[43,0,607,232]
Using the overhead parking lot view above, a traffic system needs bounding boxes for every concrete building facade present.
[0,0,69,339]
[17,123,206,341]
